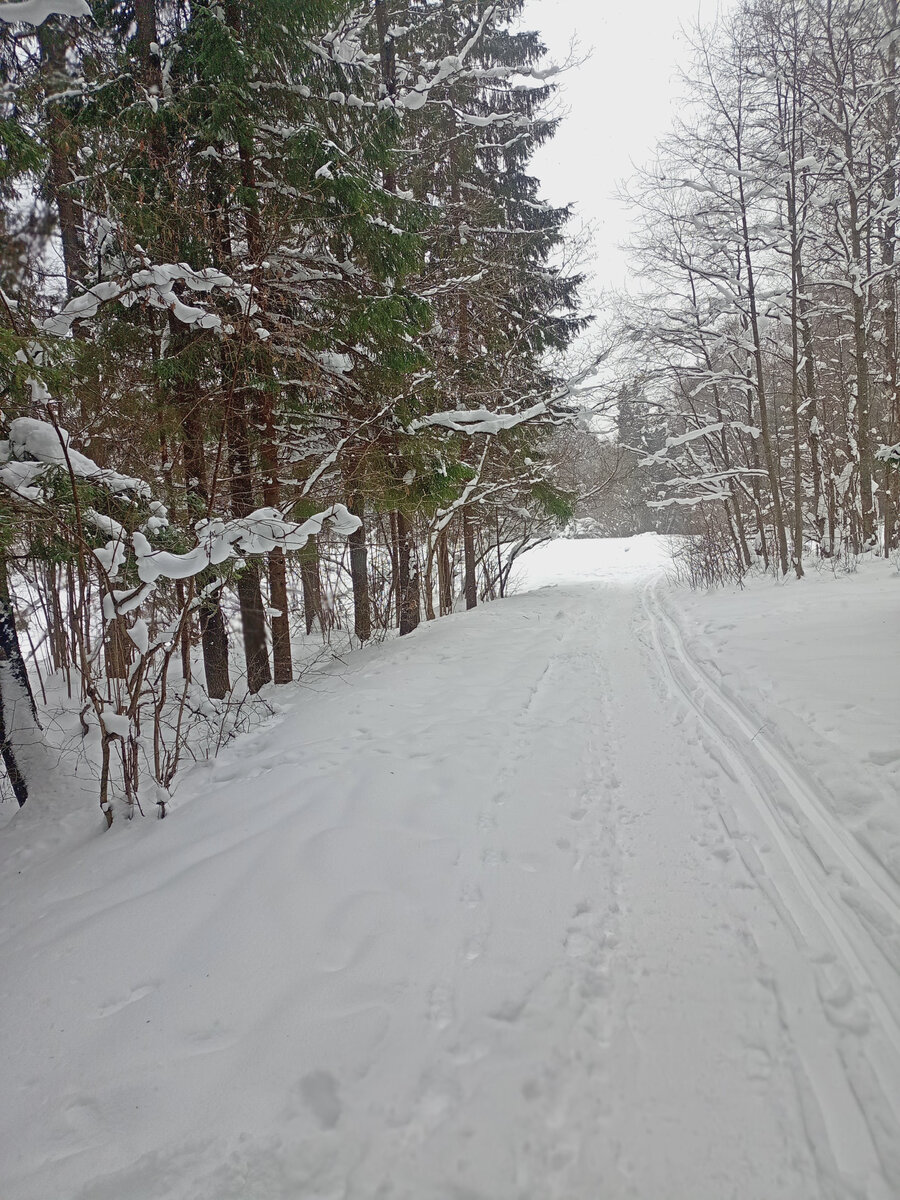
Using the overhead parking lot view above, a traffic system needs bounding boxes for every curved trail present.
[2,562,899,1200]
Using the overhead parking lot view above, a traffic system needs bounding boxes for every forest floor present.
[2,536,900,1200]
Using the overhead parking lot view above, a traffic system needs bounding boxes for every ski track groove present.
[642,582,900,1194]
[647,585,900,1038]
[654,586,900,928]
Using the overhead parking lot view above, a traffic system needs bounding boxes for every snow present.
[409,401,549,435]
[673,561,900,907]
[39,264,256,341]
[102,711,130,738]
[2,537,899,1199]
[0,0,90,23]
[127,618,150,656]
[513,531,672,589]
[130,505,360,585]
[1,416,153,504]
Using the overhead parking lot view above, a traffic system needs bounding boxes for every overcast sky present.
[521,0,729,296]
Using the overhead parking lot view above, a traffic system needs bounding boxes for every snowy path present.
[2,541,899,1199]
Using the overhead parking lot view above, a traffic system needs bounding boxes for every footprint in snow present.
[458,882,483,908]
[427,983,455,1030]
[481,847,507,867]
[299,1070,342,1130]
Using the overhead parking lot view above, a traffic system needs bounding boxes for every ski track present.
[651,587,900,932]
[642,583,900,1198]
[2,556,900,1199]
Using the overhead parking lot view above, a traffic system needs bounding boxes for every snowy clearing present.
[2,536,899,1200]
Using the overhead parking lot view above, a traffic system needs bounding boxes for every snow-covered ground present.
[2,536,899,1200]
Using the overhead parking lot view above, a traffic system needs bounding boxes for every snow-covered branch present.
[0,0,90,25]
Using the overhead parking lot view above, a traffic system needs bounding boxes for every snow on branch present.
[407,357,606,438]
[408,401,549,436]
[129,506,360,591]
[0,0,90,24]
[647,468,769,508]
[100,504,360,620]
[639,421,760,466]
[308,2,559,118]
[649,494,729,508]
[0,416,156,505]
[0,415,360,624]
[38,264,257,340]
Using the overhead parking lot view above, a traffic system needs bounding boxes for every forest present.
[619,0,900,584]
[0,0,587,819]
[0,0,898,820]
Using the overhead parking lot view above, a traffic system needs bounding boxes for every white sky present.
[522,0,729,296]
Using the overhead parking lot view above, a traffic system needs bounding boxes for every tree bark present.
[348,495,371,643]
[786,170,805,578]
[198,578,231,699]
[389,510,401,628]
[738,176,789,575]
[881,0,899,551]
[260,402,292,683]
[175,580,192,686]
[438,529,453,615]
[104,618,132,680]
[397,511,420,636]
[0,558,36,805]
[37,21,86,296]
[300,542,324,637]
[463,509,477,610]
[824,8,877,546]
[175,320,231,698]
[226,390,271,694]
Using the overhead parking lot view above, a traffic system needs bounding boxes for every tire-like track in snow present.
[643,583,900,1192]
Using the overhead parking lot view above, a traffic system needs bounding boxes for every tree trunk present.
[226,391,271,694]
[389,511,402,628]
[198,576,231,699]
[438,530,453,615]
[176,319,231,697]
[300,543,324,637]
[882,1,898,552]
[844,147,876,547]
[37,22,86,296]
[175,580,192,685]
[235,567,270,693]
[104,617,132,680]
[738,178,789,576]
[348,495,371,642]
[260,400,292,683]
[786,172,805,579]
[397,511,420,636]
[0,658,29,806]
[730,485,752,568]
[463,509,477,610]
[0,559,37,806]
[267,550,292,683]
[424,534,437,621]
